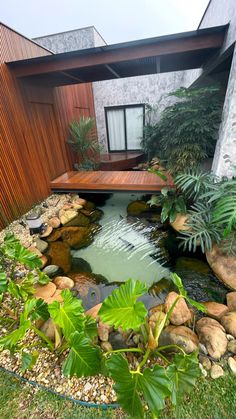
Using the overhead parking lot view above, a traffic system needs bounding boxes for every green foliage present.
[8,275,35,301]
[167,352,201,405]
[143,86,222,174]
[48,289,85,340]
[1,234,42,269]
[67,118,101,171]
[159,86,222,173]
[179,202,222,253]
[98,279,148,331]
[173,170,236,254]
[174,169,216,201]
[63,331,101,378]
[21,351,39,373]
[170,273,206,313]
[148,187,186,223]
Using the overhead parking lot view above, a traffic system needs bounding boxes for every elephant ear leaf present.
[0,319,31,351]
[21,350,39,373]
[106,354,144,419]
[0,270,7,293]
[48,289,85,340]
[63,331,101,377]
[139,365,171,415]
[167,352,200,405]
[99,279,148,330]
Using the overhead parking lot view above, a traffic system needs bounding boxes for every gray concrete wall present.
[92,71,195,151]
[34,26,106,53]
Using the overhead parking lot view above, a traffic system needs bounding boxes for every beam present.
[11,31,225,78]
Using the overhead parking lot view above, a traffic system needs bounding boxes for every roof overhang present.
[7,25,228,87]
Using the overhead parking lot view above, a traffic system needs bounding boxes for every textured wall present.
[34,27,106,53]
[92,71,195,150]
[212,45,236,177]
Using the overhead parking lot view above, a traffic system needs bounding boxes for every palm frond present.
[174,169,215,200]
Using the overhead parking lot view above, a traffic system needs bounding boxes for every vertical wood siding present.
[0,23,96,229]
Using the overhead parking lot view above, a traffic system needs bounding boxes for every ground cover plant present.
[0,233,207,418]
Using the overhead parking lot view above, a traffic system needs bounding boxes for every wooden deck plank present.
[50,171,174,193]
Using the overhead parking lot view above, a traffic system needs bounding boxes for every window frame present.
[105,104,145,153]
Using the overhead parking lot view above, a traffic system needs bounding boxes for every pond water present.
[68,192,228,310]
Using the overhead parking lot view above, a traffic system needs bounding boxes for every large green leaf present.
[99,279,148,331]
[0,320,31,351]
[23,297,49,321]
[63,331,101,377]
[139,365,171,414]
[3,242,42,269]
[84,315,97,340]
[21,350,39,373]
[167,352,200,405]
[213,194,236,237]
[106,354,143,418]
[48,289,85,340]
[8,275,35,301]
[0,269,7,293]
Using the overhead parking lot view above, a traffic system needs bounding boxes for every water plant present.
[148,186,186,223]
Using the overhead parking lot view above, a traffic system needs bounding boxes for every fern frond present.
[175,169,215,200]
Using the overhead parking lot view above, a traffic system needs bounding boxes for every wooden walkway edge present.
[50,171,174,193]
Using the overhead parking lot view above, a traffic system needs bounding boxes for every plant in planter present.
[67,117,102,171]
[0,272,205,418]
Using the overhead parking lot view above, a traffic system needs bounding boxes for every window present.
[105,104,145,152]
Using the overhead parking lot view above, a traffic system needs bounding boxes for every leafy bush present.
[175,169,236,254]
[148,186,186,223]
[67,117,101,171]
[0,273,205,418]
[141,87,222,174]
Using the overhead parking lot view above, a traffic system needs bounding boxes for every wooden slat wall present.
[0,23,96,229]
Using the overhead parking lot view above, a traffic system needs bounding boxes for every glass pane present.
[126,107,143,150]
[107,109,125,151]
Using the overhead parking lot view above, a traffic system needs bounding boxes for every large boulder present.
[202,301,229,321]
[60,225,98,249]
[158,325,198,354]
[71,256,92,273]
[196,317,228,360]
[47,242,71,273]
[34,282,56,300]
[69,272,101,308]
[63,211,90,227]
[164,291,192,326]
[226,292,236,311]
[221,311,236,338]
[170,214,189,232]
[59,209,78,225]
[206,245,236,290]
[127,200,150,216]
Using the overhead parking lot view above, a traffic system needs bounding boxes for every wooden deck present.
[50,171,174,193]
[99,152,144,171]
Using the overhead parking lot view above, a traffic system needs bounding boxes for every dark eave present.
[7,25,228,87]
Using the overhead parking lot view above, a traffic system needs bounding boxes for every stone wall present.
[34,26,106,53]
[92,71,195,151]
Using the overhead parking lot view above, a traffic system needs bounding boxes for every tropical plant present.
[0,275,205,418]
[174,169,236,254]
[160,86,222,173]
[148,186,187,223]
[67,117,101,171]
[0,233,50,310]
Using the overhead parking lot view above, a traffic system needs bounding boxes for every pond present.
[60,192,228,310]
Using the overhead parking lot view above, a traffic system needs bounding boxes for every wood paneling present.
[0,23,96,229]
[50,171,174,192]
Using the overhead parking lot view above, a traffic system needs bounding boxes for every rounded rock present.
[40,225,53,238]
[228,356,236,374]
[210,364,224,379]
[42,265,61,278]
[227,340,236,354]
[53,276,74,290]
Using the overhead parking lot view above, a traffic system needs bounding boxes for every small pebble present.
[228,357,236,374]
[210,364,224,379]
